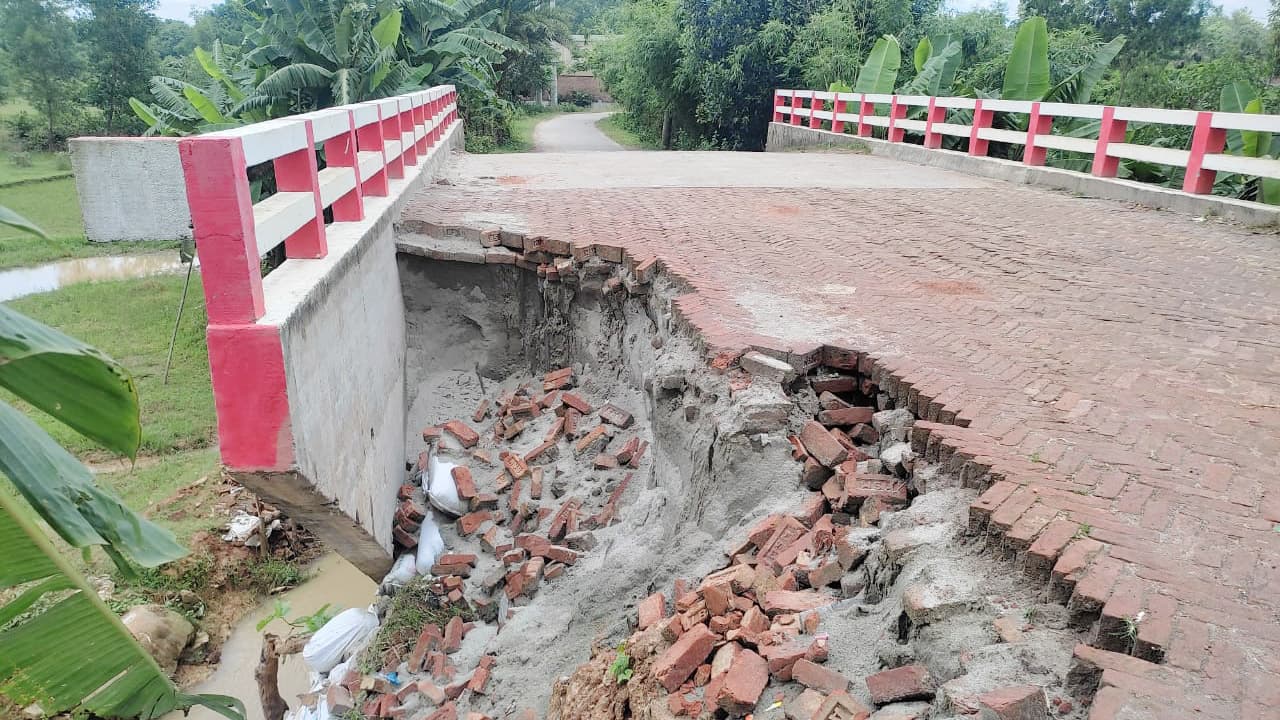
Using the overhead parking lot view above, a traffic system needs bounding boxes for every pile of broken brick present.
[357,367,649,720]
[561,354,1052,720]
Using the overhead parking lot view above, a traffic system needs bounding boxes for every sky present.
[154,0,1271,23]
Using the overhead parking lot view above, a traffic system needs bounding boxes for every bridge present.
[78,86,1280,719]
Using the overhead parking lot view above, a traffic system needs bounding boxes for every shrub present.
[10,151,33,168]
[559,90,595,108]
[3,108,106,151]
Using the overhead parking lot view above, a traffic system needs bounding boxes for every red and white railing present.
[774,89,1280,197]
[179,85,458,325]
[179,86,459,472]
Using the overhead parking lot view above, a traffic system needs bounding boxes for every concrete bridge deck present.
[403,149,1280,719]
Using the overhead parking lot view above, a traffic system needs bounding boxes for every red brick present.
[813,692,871,720]
[759,639,809,680]
[638,592,667,629]
[451,467,476,499]
[793,658,849,694]
[560,391,593,415]
[811,376,857,393]
[393,526,418,548]
[442,420,479,448]
[456,511,491,535]
[714,648,768,716]
[500,451,530,479]
[818,407,875,426]
[976,685,1047,720]
[472,399,490,423]
[761,590,835,615]
[599,403,634,428]
[654,623,716,692]
[865,665,936,704]
[443,615,465,652]
[800,420,849,468]
[574,425,609,457]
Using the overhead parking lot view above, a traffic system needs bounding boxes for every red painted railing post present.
[1183,111,1226,194]
[1024,102,1053,166]
[857,96,873,137]
[398,97,418,167]
[382,100,405,179]
[969,99,994,156]
[888,96,907,142]
[272,119,327,259]
[413,94,428,154]
[179,136,264,324]
[831,95,846,134]
[325,109,365,222]
[1091,106,1126,177]
[356,104,390,197]
[810,94,823,129]
[774,91,786,123]
[923,97,945,149]
[790,91,804,126]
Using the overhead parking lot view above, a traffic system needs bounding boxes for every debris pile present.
[288,365,652,720]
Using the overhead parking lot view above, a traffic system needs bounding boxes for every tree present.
[0,0,84,149]
[192,0,253,48]
[1019,0,1207,59]
[79,0,160,132]
[155,17,196,60]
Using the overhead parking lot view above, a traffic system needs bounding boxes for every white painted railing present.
[774,89,1280,197]
[180,86,458,325]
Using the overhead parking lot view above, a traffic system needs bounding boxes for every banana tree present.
[1217,82,1280,204]
[130,40,274,136]
[0,214,245,719]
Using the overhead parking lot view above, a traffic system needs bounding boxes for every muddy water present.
[176,553,377,720]
[0,252,183,302]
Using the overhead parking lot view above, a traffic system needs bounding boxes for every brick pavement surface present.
[403,149,1280,719]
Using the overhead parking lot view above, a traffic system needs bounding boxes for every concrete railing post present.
[888,96,908,143]
[179,136,264,324]
[774,91,786,123]
[969,99,994,157]
[382,100,406,179]
[273,119,327,259]
[1091,106,1127,177]
[325,109,365,222]
[790,92,804,126]
[1183,111,1226,194]
[857,96,873,137]
[831,95,846,135]
[810,95,823,129]
[397,97,418,167]
[356,105,390,197]
[1024,102,1053,166]
[923,97,946,149]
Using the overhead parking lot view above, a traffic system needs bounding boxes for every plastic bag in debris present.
[302,606,379,674]
[381,553,417,589]
[416,512,446,572]
[327,658,352,684]
[427,453,467,517]
[221,513,260,543]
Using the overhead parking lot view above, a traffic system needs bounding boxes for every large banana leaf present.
[1042,36,1125,105]
[181,85,229,124]
[256,62,334,96]
[194,47,246,103]
[853,35,901,95]
[0,305,140,458]
[1002,17,1050,101]
[913,37,932,74]
[899,41,961,97]
[371,9,402,50]
[0,490,245,719]
[1221,82,1259,155]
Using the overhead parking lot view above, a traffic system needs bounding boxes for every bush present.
[10,151,33,168]
[3,108,106,151]
[458,87,515,154]
[559,90,595,108]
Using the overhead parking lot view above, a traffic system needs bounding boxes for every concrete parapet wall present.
[69,137,192,242]
[766,122,1280,228]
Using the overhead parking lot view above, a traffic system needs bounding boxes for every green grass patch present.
[0,150,71,186]
[0,176,84,240]
[360,577,475,673]
[0,233,177,270]
[5,273,215,459]
[597,114,658,150]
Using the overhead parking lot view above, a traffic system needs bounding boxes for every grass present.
[360,577,474,673]
[5,272,215,459]
[0,176,84,239]
[0,149,71,186]
[0,232,177,270]
[508,110,557,151]
[597,113,658,150]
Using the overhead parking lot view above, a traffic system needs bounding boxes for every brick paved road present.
[403,150,1280,719]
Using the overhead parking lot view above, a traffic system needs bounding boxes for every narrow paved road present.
[533,111,625,152]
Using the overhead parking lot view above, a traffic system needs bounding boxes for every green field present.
[5,273,216,459]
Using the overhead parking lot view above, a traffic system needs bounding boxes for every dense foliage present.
[593,0,1280,152]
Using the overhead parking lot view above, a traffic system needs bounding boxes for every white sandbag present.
[427,453,468,517]
[382,553,417,588]
[327,658,352,684]
[416,512,446,572]
[302,607,379,674]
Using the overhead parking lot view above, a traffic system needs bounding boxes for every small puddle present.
[175,553,378,720]
[0,252,184,302]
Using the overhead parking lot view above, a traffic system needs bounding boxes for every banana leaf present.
[181,86,229,125]
[913,37,932,74]
[0,489,244,719]
[0,207,46,239]
[371,9,402,50]
[853,35,901,95]
[1042,36,1125,105]
[1002,17,1049,101]
[899,41,961,97]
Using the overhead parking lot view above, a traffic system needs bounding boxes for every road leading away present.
[533,111,625,152]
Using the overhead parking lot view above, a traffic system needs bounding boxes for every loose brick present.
[442,420,479,448]
[654,623,716,692]
[638,592,667,629]
[976,685,1047,720]
[472,399,490,423]
[866,665,936,704]
[560,391,593,415]
[714,648,769,716]
[741,351,797,383]
[574,425,610,457]
[456,511,491,536]
[793,659,849,694]
[500,451,530,479]
[818,406,876,426]
[599,403,634,428]
[451,467,476,499]
[799,420,849,468]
